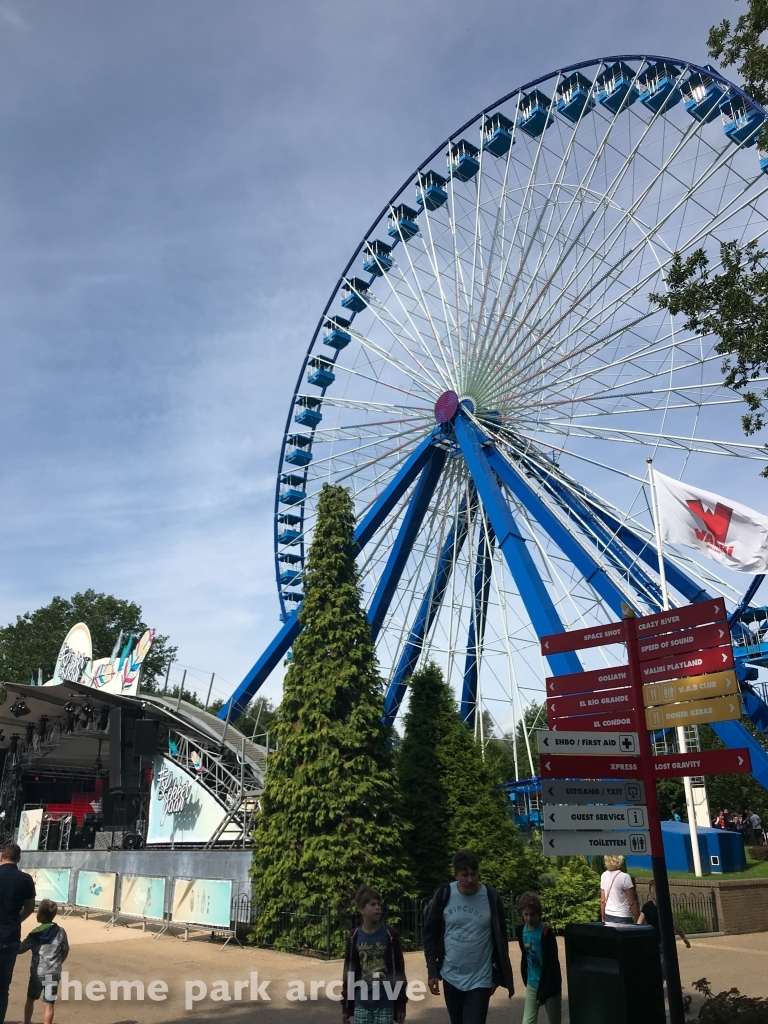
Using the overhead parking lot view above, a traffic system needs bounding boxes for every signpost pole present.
[647,457,703,877]
[624,605,685,1024]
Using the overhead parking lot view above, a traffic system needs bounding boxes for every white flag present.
[654,471,768,572]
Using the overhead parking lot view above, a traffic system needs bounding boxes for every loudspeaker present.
[133,719,159,757]
[123,832,145,850]
[108,709,141,794]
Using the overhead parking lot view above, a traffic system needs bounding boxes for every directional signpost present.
[539,596,749,1024]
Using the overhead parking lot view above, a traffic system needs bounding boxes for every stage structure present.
[0,662,265,854]
[219,55,768,790]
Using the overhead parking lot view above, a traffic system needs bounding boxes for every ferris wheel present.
[221,55,768,773]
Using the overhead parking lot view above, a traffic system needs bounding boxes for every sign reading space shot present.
[543,804,648,830]
[542,779,645,805]
[536,730,639,755]
[542,831,650,856]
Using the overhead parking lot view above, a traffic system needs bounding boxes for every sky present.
[0,0,743,707]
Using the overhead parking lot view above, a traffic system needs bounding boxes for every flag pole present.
[646,458,704,878]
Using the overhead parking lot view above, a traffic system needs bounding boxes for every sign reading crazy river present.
[45,622,155,697]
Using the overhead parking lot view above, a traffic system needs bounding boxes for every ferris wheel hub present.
[434,390,459,424]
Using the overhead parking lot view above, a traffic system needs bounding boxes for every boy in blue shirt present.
[516,892,561,1024]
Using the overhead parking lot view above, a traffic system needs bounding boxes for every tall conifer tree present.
[252,484,412,944]
[398,661,545,897]
[396,663,453,896]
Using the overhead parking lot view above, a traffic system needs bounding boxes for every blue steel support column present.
[383,494,474,723]
[219,430,443,721]
[486,446,634,617]
[454,415,582,676]
[461,523,495,726]
[217,612,301,721]
[368,446,448,641]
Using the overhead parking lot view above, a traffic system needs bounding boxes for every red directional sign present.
[550,707,643,732]
[640,646,734,684]
[540,621,624,656]
[545,665,630,699]
[635,597,726,638]
[538,747,752,780]
[547,688,634,721]
[638,622,730,661]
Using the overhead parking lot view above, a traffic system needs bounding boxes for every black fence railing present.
[670,890,719,935]
[236,893,519,960]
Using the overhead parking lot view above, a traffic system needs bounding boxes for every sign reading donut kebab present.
[541,597,742,729]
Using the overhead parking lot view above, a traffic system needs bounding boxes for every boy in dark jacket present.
[341,886,407,1024]
[19,899,69,1024]
[516,892,561,1024]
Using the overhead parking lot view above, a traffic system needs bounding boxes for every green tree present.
[0,590,175,685]
[708,0,768,106]
[699,722,768,826]
[252,484,412,949]
[540,856,601,931]
[397,661,546,898]
[396,663,452,897]
[650,242,768,468]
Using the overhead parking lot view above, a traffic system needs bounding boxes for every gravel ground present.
[4,915,768,1023]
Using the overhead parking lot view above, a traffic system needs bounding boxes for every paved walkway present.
[5,916,768,1022]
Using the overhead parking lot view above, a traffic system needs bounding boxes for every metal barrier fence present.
[670,890,718,934]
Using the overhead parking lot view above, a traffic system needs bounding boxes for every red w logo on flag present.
[686,500,733,544]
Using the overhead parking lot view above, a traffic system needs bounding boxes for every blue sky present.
[0,0,736,705]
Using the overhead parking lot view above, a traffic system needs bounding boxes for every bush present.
[675,906,709,935]
[691,978,768,1023]
[748,845,768,862]
[540,857,600,932]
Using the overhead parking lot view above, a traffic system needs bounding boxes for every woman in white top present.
[600,855,639,925]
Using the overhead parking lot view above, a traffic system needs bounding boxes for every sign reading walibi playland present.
[45,622,155,696]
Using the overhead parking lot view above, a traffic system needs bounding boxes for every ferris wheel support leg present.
[454,415,581,677]
[353,429,444,550]
[587,502,711,605]
[486,448,635,617]
[383,493,474,724]
[530,469,665,610]
[217,612,301,721]
[368,446,448,641]
[461,525,495,728]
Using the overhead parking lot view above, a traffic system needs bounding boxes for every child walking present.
[19,899,69,1024]
[342,886,407,1024]
[516,892,562,1024]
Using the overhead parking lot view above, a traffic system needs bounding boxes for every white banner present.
[655,471,768,572]
[146,756,230,845]
[17,809,43,852]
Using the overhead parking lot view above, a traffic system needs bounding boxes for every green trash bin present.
[565,922,664,1024]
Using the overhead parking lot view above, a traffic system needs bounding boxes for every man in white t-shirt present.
[600,855,639,925]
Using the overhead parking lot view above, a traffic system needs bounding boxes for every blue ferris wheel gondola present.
[220,54,768,796]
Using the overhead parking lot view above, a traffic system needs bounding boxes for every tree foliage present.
[0,589,175,685]
[252,484,412,949]
[540,856,601,932]
[691,977,768,1023]
[396,663,453,897]
[708,0,768,106]
[397,661,546,898]
[650,241,768,469]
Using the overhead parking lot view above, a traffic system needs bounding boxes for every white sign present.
[146,756,230,846]
[50,623,92,686]
[543,804,648,830]
[543,831,650,856]
[17,809,43,851]
[537,730,639,755]
[542,780,645,805]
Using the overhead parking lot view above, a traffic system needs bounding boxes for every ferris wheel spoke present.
[354,302,447,394]
[537,420,768,458]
